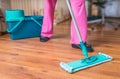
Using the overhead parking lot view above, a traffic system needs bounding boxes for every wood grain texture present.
[0,21,120,79]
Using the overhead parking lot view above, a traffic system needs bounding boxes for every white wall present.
[105,0,120,17]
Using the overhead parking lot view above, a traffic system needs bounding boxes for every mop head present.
[60,52,112,73]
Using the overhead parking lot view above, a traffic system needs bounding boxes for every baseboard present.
[105,17,120,19]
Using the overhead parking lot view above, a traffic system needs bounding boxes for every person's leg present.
[41,0,57,38]
[70,0,87,44]
[70,0,93,52]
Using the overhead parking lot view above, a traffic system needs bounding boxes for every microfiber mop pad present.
[60,52,112,73]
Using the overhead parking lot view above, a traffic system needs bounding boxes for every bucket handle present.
[31,17,42,27]
[7,19,24,33]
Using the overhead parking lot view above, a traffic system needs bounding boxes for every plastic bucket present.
[6,9,24,21]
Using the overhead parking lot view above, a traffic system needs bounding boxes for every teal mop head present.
[60,52,112,73]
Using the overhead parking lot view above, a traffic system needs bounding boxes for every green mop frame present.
[59,0,113,73]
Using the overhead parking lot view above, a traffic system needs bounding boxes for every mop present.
[59,0,113,73]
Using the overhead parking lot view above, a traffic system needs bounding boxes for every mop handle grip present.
[80,42,88,58]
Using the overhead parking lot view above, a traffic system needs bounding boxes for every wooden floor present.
[0,21,120,79]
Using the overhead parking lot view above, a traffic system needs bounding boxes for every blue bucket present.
[6,9,25,21]
[7,16,43,40]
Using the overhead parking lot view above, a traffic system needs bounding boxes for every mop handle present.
[66,0,82,42]
[66,0,88,58]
